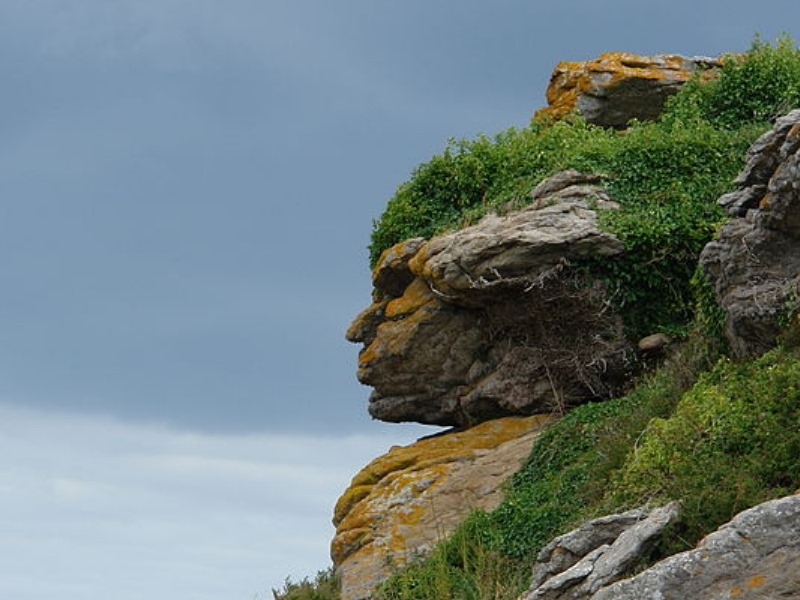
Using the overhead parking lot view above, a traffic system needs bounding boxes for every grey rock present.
[700,109,800,357]
[348,171,631,426]
[574,55,721,129]
[520,502,681,600]
[637,333,671,355]
[592,494,800,600]
[415,187,623,301]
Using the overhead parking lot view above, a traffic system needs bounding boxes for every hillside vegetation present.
[276,36,800,600]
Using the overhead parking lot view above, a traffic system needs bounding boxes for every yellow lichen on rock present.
[535,52,721,128]
[331,414,554,600]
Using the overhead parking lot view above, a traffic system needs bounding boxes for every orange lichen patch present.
[333,485,374,526]
[330,527,374,564]
[385,278,435,319]
[332,415,553,562]
[345,300,387,342]
[406,241,434,279]
[746,574,766,589]
[535,52,719,123]
[372,238,426,284]
[730,585,742,596]
[760,192,774,210]
[356,305,433,370]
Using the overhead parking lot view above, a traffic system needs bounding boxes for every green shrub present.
[368,120,616,266]
[686,34,800,127]
[607,346,800,548]
[272,568,340,600]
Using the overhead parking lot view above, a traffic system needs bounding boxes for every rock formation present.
[535,52,721,128]
[593,493,800,600]
[347,170,631,427]
[334,48,800,600]
[520,502,681,600]
[331,415,553,600]
[701,109,800,356]
[516,494,800,600]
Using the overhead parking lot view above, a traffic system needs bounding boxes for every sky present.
[1,1,799,598]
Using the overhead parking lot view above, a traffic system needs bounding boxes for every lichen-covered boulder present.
[535,52,721,128]
[330,415,553,600]
[347,171,630,427]
[700,109,800,356]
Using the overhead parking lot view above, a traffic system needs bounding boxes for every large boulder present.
[330,415,553,600]
[593,493,800,599]
[520,502,682,600]
[535,52,721,128]
[700,109,800,356]
[518,494,800,600]
[348,171,630,427]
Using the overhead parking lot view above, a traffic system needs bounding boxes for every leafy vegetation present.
[609,345,800,549]
[271,568,340,600]
[285,36,800,600]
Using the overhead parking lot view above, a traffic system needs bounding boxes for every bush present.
[272,568,340,600]
[368,120,616,266]
[681,34,800,127]
[608,346,800,548]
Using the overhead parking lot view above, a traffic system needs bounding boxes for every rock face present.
[348,171,631,427]
[330,415,553,600]
[520,502,682,600]
[700,109,800,356]
[593,493,800,600]
[535,52,721,128]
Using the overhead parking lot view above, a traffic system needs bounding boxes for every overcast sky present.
[1,1,799,598]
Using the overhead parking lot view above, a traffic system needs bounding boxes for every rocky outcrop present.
[593,493,800,599]
[516,494,800,600]
[348,171,631,427]
[535,52,721,128]
[331,415,553,600]
[700,109,800,356]
[520,502,681,600]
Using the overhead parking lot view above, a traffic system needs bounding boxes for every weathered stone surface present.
[331,415,553,600]
[700,110,800,356]
[637,333,671,357]
[592,494,800,600]
[520,502,681,600]
[536,52,721,128]
[409,174,622,300]
[348,171,631,426]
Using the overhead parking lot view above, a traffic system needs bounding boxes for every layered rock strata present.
[348,171,631,427]
[701,109,800,356]
[535,52,721,128]
[331,415,553,600]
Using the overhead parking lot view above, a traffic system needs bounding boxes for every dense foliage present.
[287,36,800,600]
[272,568,340,600]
